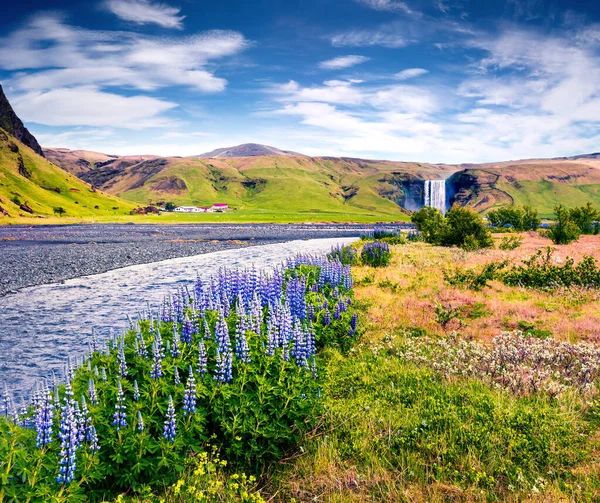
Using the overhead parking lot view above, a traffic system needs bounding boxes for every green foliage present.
[412,206,493,250]
[410,206,448,244]
[502,247,600,289]
[569,202,600,235]
[315,349,591,498]
[360,230,407,245]
[360,241,391,267]
[53,206,66,217]
[327,244,356,265]
[443,261,508,291]
[548,204,582,244]
[487,205,540,231]
[499,235,523,250]
[434,302,461,330]
[164,202,177,212]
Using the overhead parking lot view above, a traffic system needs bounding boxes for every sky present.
[1,0,600,163]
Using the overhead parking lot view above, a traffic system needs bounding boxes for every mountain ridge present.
[0,85,44,157]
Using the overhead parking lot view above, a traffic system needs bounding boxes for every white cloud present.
[394,68,428,80]
[319,55,370,70]
[11,87,178,128]
[0,15,248,94]
[331,28,407,48]
[105,0,185,29]
[355,0,416,14]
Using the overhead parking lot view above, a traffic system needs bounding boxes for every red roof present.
[213,203,228,207]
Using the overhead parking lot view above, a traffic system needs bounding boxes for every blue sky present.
[1,0,600,162]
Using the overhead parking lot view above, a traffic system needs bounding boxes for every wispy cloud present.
[355,0,416,15]
[331,27,407,48]
[10,87,178,128]
[319,55,370,70]
[105,0,185,29]
[395,68,429,80]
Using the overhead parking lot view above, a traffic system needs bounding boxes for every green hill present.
[0,129,136,222]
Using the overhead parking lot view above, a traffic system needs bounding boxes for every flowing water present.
[424,179,447,214]
[0,237,356,401]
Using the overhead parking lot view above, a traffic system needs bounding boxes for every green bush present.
[443,261,508,291]
[412,205,493,250]
[360,241,391,267]
[487,205,540,231]
[499,235,523,250]
[548,205,581,244]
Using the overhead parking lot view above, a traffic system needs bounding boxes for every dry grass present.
[352,234,600,344]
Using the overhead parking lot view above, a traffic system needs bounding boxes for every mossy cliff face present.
[0,84,44,158]
[377,173,425,211]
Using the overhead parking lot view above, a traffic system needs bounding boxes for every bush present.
[569,202,600,235]
[360,230,407,245]
[412,205,493,250]
[499,235,523,250]
[443,261,508,291]
[164,202,177,212]
[487,205,540,231]
[360,241,391,267]
[502,247,600,289]
[548,205,581,244]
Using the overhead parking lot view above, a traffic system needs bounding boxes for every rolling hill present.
[44,148,461,220]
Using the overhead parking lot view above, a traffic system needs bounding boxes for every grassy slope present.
[268,236,600,502]
[0,130,136,223]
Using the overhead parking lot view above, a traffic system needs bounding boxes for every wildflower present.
[172,325,181,358]
[88,425,99,452]
[174,366,181,386]
[349,312,358,337]
[198,340,208,376]
[215,348,233,384]
[163,395,177,442]
[112,381,127,431]
[323,309,331,326]
[151,338,164,379]
[34,385,53,448]
[137,331,148,359]
[56,398,78,484]
[101,368,107,382]
[183,367,197,416]
[133,380,140,402]
[181,315,195,344]
[118,340,128,378]
[137,411,144,433]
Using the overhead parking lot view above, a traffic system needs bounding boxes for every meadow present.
[2,233,600,502]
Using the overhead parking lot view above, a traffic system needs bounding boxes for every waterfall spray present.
[424,180,447,214]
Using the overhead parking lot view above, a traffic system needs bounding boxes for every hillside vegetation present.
[0,129,136,222]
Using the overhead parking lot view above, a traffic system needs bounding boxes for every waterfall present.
[424,180,447,214]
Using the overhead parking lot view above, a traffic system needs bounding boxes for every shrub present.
[548,205,581,244]
[360,241,391,267]
[487,205,540,231]
[443,261,508,291]
[499,235,523,250]
[502,247,600,289]
[360,230,407,245]
[164,202,176,212]
[412,206,493,250]
[569,202,600,235]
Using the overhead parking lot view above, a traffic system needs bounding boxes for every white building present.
[174,206,204,213]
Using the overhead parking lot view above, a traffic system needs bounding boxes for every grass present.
[263,234,600,502]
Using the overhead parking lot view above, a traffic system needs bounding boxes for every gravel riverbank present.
[0,223,407,295]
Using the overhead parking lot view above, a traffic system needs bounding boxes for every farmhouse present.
[212,203,229,212]
[173,204,228,213]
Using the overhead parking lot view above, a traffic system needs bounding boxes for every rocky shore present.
[0,223,404,295]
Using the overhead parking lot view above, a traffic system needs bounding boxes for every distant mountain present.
[196,143,305,158]
[42,143,600,219]
[0,84,44,157]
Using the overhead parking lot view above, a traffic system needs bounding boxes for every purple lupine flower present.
[171,325,181,358]
[198,340,207,376]
[235,299,251,364]
[163,395,177,442]
[202,315,212,340]
[133,380,140,402]
[90,328,98,353]
[214,348,233,384]
[305,323,316,359]
[333,302,341,321]
[88,425,99,452]
[323,309,331,326]
[183,366,196,416]
[88,379,98,405]
[34,385,53,448]
[101,368,107,382]
[291,322,308,368]
[93,366,99,379]
[311,358,318,379]
[118,341,128,378]
[137,331,148,359]
[150,339,164,379]
[307,304,315,321]
[349,312,358,337]
[181,315,194,344]
[56,398,78,484]
[137,411,144,433]
[79,397,91,446]
[266,314,278,357]
[112,381,127,431]
[174,367,181,386]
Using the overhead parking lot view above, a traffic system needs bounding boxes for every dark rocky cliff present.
[0,84,44,157]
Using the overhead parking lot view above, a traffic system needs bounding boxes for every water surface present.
[0,237,355,401]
